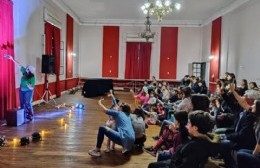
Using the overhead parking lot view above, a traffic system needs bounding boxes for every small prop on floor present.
[20,137,30,146]
[75,103,84,110]
[0,136,7,147]
[20,132,42,146]
[31,132,42,142]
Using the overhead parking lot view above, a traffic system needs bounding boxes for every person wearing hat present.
[5,55,36,122]
[19,65,36,121]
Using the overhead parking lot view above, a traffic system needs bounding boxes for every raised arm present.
[4,54,22,68]
[253,143,260,156]
[157,98,164,105]
[230,83,251,110]
[98,98,109,113]
[109,89,118,108]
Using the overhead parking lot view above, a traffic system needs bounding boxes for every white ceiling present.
[52,0,251,27]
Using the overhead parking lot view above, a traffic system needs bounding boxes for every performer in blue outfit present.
[88,96,135,157]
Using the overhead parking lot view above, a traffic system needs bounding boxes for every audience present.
[148,111,215,168]
[88,72,260,167]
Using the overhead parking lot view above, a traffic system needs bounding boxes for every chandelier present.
[141,0,181,22]
[139,13,156,42]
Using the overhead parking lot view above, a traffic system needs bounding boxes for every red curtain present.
[0,0,16,119]
[44,22,61,98]
[209,17,222,92]
[159,27,178,79]
[138,43,151,79]
[66,14,74,79]
[45,22,53,55]
[125,42,151,79]
[125,42,139,79]
[53,27,61,97]
[102,26,119,77]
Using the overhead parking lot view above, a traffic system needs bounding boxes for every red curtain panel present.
[159,27,178,79]
[125,42,152,79]
[125,42,139,79]
[66,14,74,79]
[209,17,222,92]
[0,0,16,119]
[44,22,61,98]
[53,27,61,97]
[138,43,152,79]
[102,26,119,78]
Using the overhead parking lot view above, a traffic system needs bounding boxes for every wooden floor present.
[0,91,161,168]
[0,91,221,168]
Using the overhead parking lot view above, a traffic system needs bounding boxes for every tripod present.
[41,78,56,104]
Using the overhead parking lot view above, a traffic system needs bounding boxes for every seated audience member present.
[130,108,147,149]
[237,79,248,96]
[143,106,159,125]
[249,82,259,91]
[168,89,179,103]
[148,111,215,168]
[174,86,193,112]
[191,77,200,94]
[237,107,260,168]
[130,87,149,106]
[104,90,120,152]
[144,111,189,159]
[154,94,209,140]
[88,98,135,157]
[180,75,190,86]
[161,85,170,102]
[210,96,234,128]
[104,115,116,152]
[191,94,210,112]
[198,80,208,95]
[221,84,257,151]
[142,91,157,111]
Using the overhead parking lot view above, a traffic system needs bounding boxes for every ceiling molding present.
[52,0,251,27]
[201,0,250,26]
[80,18,202,27]
[51,0,81,25]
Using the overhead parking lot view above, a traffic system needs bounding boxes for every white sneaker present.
[122,148,128,154]
[88,149,101,157]
[105,148,110,153]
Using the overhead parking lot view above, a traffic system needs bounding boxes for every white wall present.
[221,0,260,84]
[79,26,103,78]
[177,27,202,80]
[201,23,212,84]
[13,0,80,88]
[79,25,203,80]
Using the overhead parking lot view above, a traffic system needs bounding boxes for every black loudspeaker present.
[42,55,55,74]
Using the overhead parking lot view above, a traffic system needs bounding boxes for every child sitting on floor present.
[105,90,119,152]
[144,111,188,157]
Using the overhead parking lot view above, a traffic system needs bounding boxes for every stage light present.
[75,103,84,109]
[20,137,30,146]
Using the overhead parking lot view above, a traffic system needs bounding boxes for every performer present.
[5,54,36,122]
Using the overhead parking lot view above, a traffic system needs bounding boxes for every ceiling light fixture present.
[141,0,182,22]
[139,12,156,42]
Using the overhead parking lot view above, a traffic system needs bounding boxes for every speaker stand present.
[41,77,56,105]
